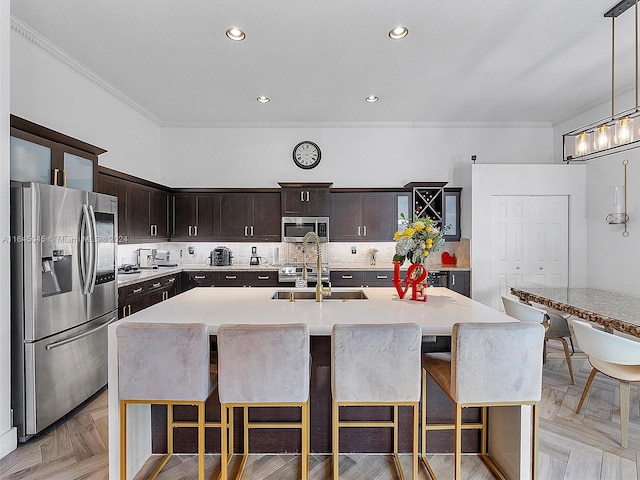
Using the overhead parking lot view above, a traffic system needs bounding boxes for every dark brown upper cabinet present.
[217,191,281,242]
[330,190,401,242]
[279,182,332,217]
[171,193,219,240]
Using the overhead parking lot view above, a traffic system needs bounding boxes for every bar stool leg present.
[120,401,127,480]
[220,405,228,480]
[455,404,462,480]
[332,401,339,480]
[198,401,205,480]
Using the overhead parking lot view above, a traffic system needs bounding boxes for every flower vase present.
[393,261,428,302]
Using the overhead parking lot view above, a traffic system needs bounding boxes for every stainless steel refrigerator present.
[10,181,118,441]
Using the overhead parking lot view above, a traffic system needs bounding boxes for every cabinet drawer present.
[330,270,365,287]
[119,282,147,300]
[246,271,279,287]
[187,272,216,287]
[215,271,247,287]
[364,270,394,287]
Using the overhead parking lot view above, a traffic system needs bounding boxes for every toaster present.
[210,247,233,266]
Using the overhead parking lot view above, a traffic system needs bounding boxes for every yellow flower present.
[393,231,402,241]
[422,250,429,256]
[403,227,415,238]
[426,226,432,233]
[414,222,425,232]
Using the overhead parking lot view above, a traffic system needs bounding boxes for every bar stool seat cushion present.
[117,322,215,402]
[217,323,310,404]
[332,323,422,403]
[449,322,543,404]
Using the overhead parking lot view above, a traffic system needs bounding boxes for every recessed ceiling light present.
[226,27,246,41]
[257,96,270,103]
[365,96,379,103]
[389,26,408,40]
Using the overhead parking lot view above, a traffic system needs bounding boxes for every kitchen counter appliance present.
[282,216,329,243]
[137,248,157,269]
[154,249,177,267]
[211,247,233,266]
[10,181,118,441]
[278,263,330,285]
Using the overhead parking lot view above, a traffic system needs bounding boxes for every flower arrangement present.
[393,214,448,266]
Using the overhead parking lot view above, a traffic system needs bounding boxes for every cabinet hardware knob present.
[152,282,161,288]
[342,275,353,279]
[132,287,143,293]
[225,275,237,279]
[258,276,269,280]
[376,275,388,279]
[194,275,206,279]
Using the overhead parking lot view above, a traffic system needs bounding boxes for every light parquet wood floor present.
[2,346,640,479]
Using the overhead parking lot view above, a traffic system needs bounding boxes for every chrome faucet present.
[301,231,332,302]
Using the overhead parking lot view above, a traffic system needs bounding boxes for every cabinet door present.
[218,192,250,240]
[364,270,394,287]
[360,192,394,241]
[216,271,247,287]
[281,187,329,216]
[246,271,279,286]
[251,192,281,241]
[126,183,152,238]
[448,271,470,297]
[172,193,196,238]
[330,192,361,241]
[10,133,53,185]
[443,188,462,241]
[150,190,169,239]
[195,194,218,238]
[63,150,96,192]
[306,188,330,216]
[281,188,306,216]
[98,174,128,243]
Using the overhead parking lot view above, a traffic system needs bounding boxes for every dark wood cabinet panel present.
[218,191,280,242]
[281,186,330,216]
[172,193,218,240]
[363,270,394,287]
[246,271,279,286]
[330,191,397,242]
[118,273,180,319]
[150,189,169,239]
[448,271,470,297]
[126,183,169,241]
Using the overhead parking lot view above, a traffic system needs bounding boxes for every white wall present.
[10,29,161,183]
[471,164,588,307]
[0,0,17,460]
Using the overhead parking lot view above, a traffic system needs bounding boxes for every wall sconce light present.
[606,159,630,236]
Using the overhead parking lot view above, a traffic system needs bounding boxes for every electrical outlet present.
[188,246,194,254]
[351,246,357,254]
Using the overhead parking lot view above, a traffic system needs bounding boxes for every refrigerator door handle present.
[80,205,90,293]
[45,316,117,350]
[87,205,98,293]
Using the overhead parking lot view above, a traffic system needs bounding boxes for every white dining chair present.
[502,295,575,384]
[572,319,640,447]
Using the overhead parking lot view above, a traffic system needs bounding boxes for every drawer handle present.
[225,275,237,279]
[167,278,175,283]
[341,275,353,279]
[194,275,206,279]
[132,287,143,293]
[152,282,161,288]
[376,275,388,279]
[257,276,269,280]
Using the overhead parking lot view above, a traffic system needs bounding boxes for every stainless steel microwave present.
[282,217,329,242]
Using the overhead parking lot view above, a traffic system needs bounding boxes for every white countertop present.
[114,286,509,336]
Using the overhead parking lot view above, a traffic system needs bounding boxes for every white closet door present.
[529,196,569,286]
[491,196,530,310]
[491,195,568,311]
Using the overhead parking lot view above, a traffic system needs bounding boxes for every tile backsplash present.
[118,238,470,269]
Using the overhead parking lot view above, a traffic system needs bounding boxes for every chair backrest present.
[217,323,310,404]
[332,323,422,403]
[502,296,546,324]
[451,322,545,404]
[117,322,211,401]
[571,320,640,365]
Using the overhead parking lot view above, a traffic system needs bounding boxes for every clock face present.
[293,141,321,169]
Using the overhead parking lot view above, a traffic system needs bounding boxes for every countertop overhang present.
[115,286,510,336]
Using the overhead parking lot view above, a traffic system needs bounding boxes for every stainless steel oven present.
[282,216,329,243]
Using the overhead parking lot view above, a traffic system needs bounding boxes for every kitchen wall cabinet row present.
[97,168,462,244]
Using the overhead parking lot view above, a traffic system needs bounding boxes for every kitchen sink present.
[271,290,368,300]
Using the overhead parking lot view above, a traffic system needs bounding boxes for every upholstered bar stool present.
[502,295,575,384]
[422,322,545,480]
[216,323,310,480]
[117,322,218,480]
[572,319,640,447]
[331,323,422,480]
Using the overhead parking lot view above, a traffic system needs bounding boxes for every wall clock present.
[292,141,321,169]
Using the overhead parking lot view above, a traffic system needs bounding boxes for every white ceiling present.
[10,0,640,125]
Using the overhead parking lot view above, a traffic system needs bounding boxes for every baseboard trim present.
[0,426,17,461]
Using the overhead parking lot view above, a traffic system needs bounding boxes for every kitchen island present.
[108,287,533,479]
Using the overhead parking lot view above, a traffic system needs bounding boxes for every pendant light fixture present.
[564,0,640,162]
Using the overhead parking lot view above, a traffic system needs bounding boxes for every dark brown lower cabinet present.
[118,273,178,319]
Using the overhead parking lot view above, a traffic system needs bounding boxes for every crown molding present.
[160,121,552,129]
[11,16,162,126]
